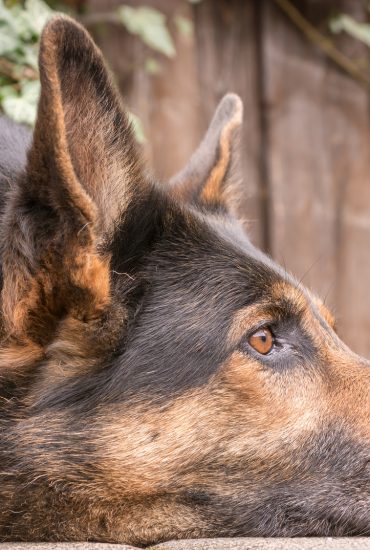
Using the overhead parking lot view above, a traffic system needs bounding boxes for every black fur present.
[0,16,369,545]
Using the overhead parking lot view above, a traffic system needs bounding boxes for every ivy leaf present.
[24,0,53,36]
[2,80,40,126]
[0,0,17,29]
[3,4,35,42]
[174,15,193,38]
[330,14,370,49]
[145,56,161,75]
[117,5,175,58]
[2,95,35,125]
[0,26,19,56]
[0,0,51,126]
[22,43,39,69]
[0,75,13,87]
[0,83,17,101]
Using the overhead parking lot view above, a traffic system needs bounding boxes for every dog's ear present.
[169,94,243,212]
[1,16,144,347]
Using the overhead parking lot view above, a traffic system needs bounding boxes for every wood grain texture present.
[192,0,264,247]
[87,0,201,180]
[85,0,370,356]
[262,0,370,355]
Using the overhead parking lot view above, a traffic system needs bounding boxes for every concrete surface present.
[152,540,370,549]
[2,539,370,549]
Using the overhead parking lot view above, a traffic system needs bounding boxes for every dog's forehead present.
[202,212,299,291]
[199,212,337,327]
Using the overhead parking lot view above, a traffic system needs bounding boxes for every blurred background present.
[1,0,370,356]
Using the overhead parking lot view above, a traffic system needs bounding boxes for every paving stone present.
[150,538,370,549]
[0,545,135,550]
[2,539,370,550]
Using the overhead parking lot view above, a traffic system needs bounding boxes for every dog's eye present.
[248,327,274,355]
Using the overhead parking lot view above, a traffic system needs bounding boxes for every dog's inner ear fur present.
[1,16,144,349]
[169,93,243,212]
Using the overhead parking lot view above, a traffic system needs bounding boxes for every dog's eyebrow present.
[228,282,310,347]
[271,281,336,330]
[270,281,308,311]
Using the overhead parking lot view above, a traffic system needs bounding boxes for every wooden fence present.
[86,0,370,357]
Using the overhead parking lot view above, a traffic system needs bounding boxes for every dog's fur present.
[0,16,369,546]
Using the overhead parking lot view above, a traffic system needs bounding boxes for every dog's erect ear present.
[30,15,143,234]
[169,94,243,212]
[1,16,144,346]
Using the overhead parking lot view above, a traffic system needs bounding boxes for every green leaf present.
[20,79,40,101]
[0,0,50,125]
[0,75,13,86]
[2,79,40,126]
[117,5,175,58]
[145,56,161,75]
[3,4,35,42]
[0,26,18,55]
[0,0,17,29]
[24,0,53,36]
[127,111,146,144]
[330,14,370,49]
[2,95,35,125]
[174,15,193,38]
[0,83,17,100]
[22,43,39,69]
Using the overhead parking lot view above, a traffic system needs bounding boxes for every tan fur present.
[0,15,369,545]
[34,22,98,223]
[0,16,142,351]
[1,235,111,346]
[0,340,43,372]
[169,93,242,212]
[200,112,242,205]
[311,295,336,328]
[270,281,307,311]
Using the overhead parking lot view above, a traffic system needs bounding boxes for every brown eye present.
[248,327,274,355]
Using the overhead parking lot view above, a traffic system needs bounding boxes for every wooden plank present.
[85,0,370,356]
[193,0,264,247]
[86,0,201,180]
[86,0,264,246]
[262,0,370,356]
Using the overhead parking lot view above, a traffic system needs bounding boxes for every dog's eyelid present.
[228,300,304,350]
[228,306,275,348]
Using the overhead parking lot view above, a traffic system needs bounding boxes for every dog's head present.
[0,16,369,545]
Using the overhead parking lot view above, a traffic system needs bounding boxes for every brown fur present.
[0,15,369,546]
[170,93,242,211]
[200,105,243,206]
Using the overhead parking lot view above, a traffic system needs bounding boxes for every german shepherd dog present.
[0,15,369,546]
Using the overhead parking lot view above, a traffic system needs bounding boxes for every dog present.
[0,15,369,546]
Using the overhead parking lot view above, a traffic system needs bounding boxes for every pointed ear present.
[169,93,243,212]
[1,16,144,347]
[30,15,143,234]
